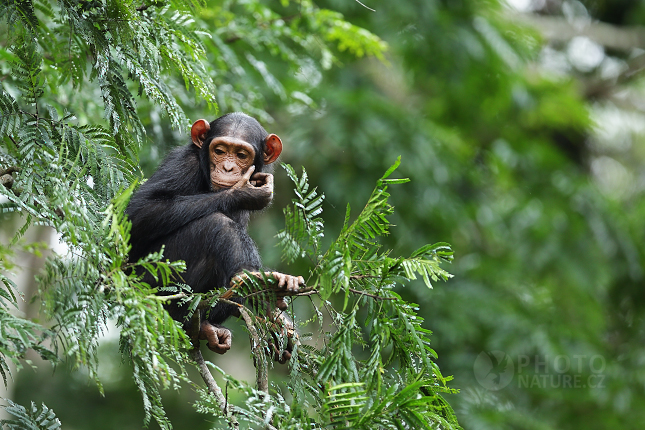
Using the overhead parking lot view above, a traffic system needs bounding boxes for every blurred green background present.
[3,0,645,428]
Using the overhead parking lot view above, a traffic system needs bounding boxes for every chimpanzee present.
[126,112,304,359]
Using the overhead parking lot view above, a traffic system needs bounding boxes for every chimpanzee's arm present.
[126,145,272,245]
[127,187,270,245]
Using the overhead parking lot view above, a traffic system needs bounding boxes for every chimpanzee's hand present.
[270,271,304,292]
[231,166,274,208]
[228,271,306,310]
[250,172,273,201]
[199,321,232,354]
[270,272,305,310]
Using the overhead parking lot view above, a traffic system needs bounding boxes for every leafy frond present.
[10,37,44,107]
[272,161,461,428]
[276,163,325,263]
[316,9,388,60]
[0,308,55,387]
[0,399,61,430]
[322,382,369,428]
[0,88,21,137]
[0,1,442,429]
[312,157,410,299]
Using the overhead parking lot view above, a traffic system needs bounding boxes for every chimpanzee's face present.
[207,137,256,189]
[190,115,282,190]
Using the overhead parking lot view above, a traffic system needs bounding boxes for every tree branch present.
[240,285,316,300]
[224,271,314,299]
[190,348,240,430]
[236,305,280,430]
[238,307,269,393]
[515,12,645,51]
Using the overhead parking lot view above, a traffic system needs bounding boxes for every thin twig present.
[153,292,221,310]
[291,289,318,297]
[348,288,396,301]
[190,303,201,348]
[354,0,375,12]
[153,292,189,302]
[350,274,379,280]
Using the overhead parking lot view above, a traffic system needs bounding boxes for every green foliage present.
[276,163,325,263]
[269,1,645,429]
[35,183,192,428]
[0,243,55,388]
[1,0,418,429]
[280,157,453,301]
[199,161,461,429]
[0,0,218,425]
[4,0,644,428]
[0,238,55,388]
[0,399,61,430]
[189,0,387,123]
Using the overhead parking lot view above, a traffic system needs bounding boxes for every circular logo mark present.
[473,351,514,390]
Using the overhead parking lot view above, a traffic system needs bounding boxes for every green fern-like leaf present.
[322,382,368,428]
[276,163,325,263]
[0,88,22,137]
[0,399,61,430]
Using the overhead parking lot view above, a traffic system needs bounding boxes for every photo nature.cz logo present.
[473,351,606,391]
[474,351,514,390]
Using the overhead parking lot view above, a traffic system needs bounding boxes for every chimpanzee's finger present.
[209,342,230,354]
[279,274,287,288]
[288,276,298,292]
[258,173,273,192]
[233,165,255,188]
[242,165,255,182]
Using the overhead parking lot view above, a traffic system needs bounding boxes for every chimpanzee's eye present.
[214,149,225,156]
[237,152,248,160]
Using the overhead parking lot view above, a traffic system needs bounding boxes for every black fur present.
[126,112,273,325]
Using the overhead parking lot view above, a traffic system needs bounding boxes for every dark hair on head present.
[209,113,267,143]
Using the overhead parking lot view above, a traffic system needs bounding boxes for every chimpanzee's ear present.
[191,119,211,148]
[263,134,283,164]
